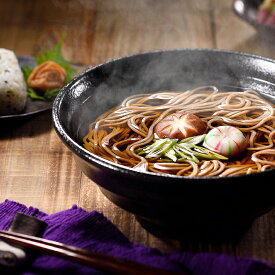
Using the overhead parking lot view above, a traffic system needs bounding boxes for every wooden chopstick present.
[0,230,189,275]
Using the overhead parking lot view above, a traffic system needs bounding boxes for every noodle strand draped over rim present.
[83,86,275,177]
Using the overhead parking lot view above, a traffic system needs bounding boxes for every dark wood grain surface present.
[0,0,274,263]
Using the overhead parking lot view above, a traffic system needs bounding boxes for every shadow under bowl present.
[53,49,275,240]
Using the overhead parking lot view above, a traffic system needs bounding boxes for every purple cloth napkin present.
[0,200,274,275]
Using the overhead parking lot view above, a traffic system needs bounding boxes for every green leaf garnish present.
[26,87,46,101]
[136,134,228,163]
[35,38,75,83]
[21,64,33,82]
[21,35,76,101]
[43,88,60,100]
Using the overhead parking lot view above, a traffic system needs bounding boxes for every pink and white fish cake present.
[203,126,247,157]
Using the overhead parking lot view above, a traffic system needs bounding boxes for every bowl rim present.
[52,48,275,182]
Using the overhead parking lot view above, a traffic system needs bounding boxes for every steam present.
[69,50,203,142]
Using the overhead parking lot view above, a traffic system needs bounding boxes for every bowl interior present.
[55,49,275,148]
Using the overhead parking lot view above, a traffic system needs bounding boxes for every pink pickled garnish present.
[256,1,275,25]
[257,8,270,23]
[265,13,275,26]
[203,126,246,158]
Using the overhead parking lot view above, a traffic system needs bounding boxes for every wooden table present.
[0,0,274,264]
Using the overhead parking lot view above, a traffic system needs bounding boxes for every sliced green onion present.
[136,134,228,163]
[179,134,206,145]
[164,148,177,162]
[145,139,177,159]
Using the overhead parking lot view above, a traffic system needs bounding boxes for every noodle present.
[83,86,275,177]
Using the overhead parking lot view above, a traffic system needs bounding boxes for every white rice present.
[0,48,27,115]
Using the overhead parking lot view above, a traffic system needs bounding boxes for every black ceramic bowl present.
[53,49,275,239]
